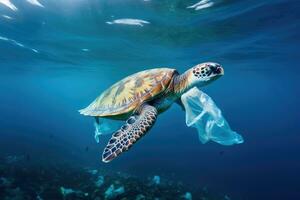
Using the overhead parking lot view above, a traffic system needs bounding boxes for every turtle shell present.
[79,68,177,117]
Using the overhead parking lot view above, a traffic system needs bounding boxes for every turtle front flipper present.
[102,104,158,163]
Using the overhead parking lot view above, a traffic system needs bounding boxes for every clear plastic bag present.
[94,118,123,143]
[181,87,243,145]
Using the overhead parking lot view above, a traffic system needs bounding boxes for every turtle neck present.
[173,70,192,97]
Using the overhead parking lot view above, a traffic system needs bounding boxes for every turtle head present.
[187,62,224,88]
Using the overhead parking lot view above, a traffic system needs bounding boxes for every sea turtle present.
[79,62,224,163]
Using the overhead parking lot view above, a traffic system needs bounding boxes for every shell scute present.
[79,68,176,117]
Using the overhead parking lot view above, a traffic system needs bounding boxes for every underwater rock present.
[95,175,104,187]
[182,192,192,200]
[181,87,244,145]
[104,184,125,200]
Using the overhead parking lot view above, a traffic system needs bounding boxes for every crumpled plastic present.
[94,118,123,143]
[104,184,125,200]
[181,87,243,145]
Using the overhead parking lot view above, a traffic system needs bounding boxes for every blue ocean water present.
[0,0,299,199]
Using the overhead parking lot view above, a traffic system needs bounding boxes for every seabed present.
[0,155,227,200]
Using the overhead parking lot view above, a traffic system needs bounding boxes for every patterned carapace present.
[79,68,176,117]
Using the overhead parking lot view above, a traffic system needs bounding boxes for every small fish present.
[187,0,214,11]
[26,0,44,8]
[106,18,150,27]
[0,0,18,11]
[2,15,13,20]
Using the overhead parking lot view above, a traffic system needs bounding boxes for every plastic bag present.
[181,87,243,145]
[94,118,123,143]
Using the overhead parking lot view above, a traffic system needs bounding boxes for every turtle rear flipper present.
[102,104,157,163]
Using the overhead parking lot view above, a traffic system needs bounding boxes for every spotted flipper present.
[102,105,158,163]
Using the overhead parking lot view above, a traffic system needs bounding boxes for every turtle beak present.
[216,66,224,75]
[212,64,224,76]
